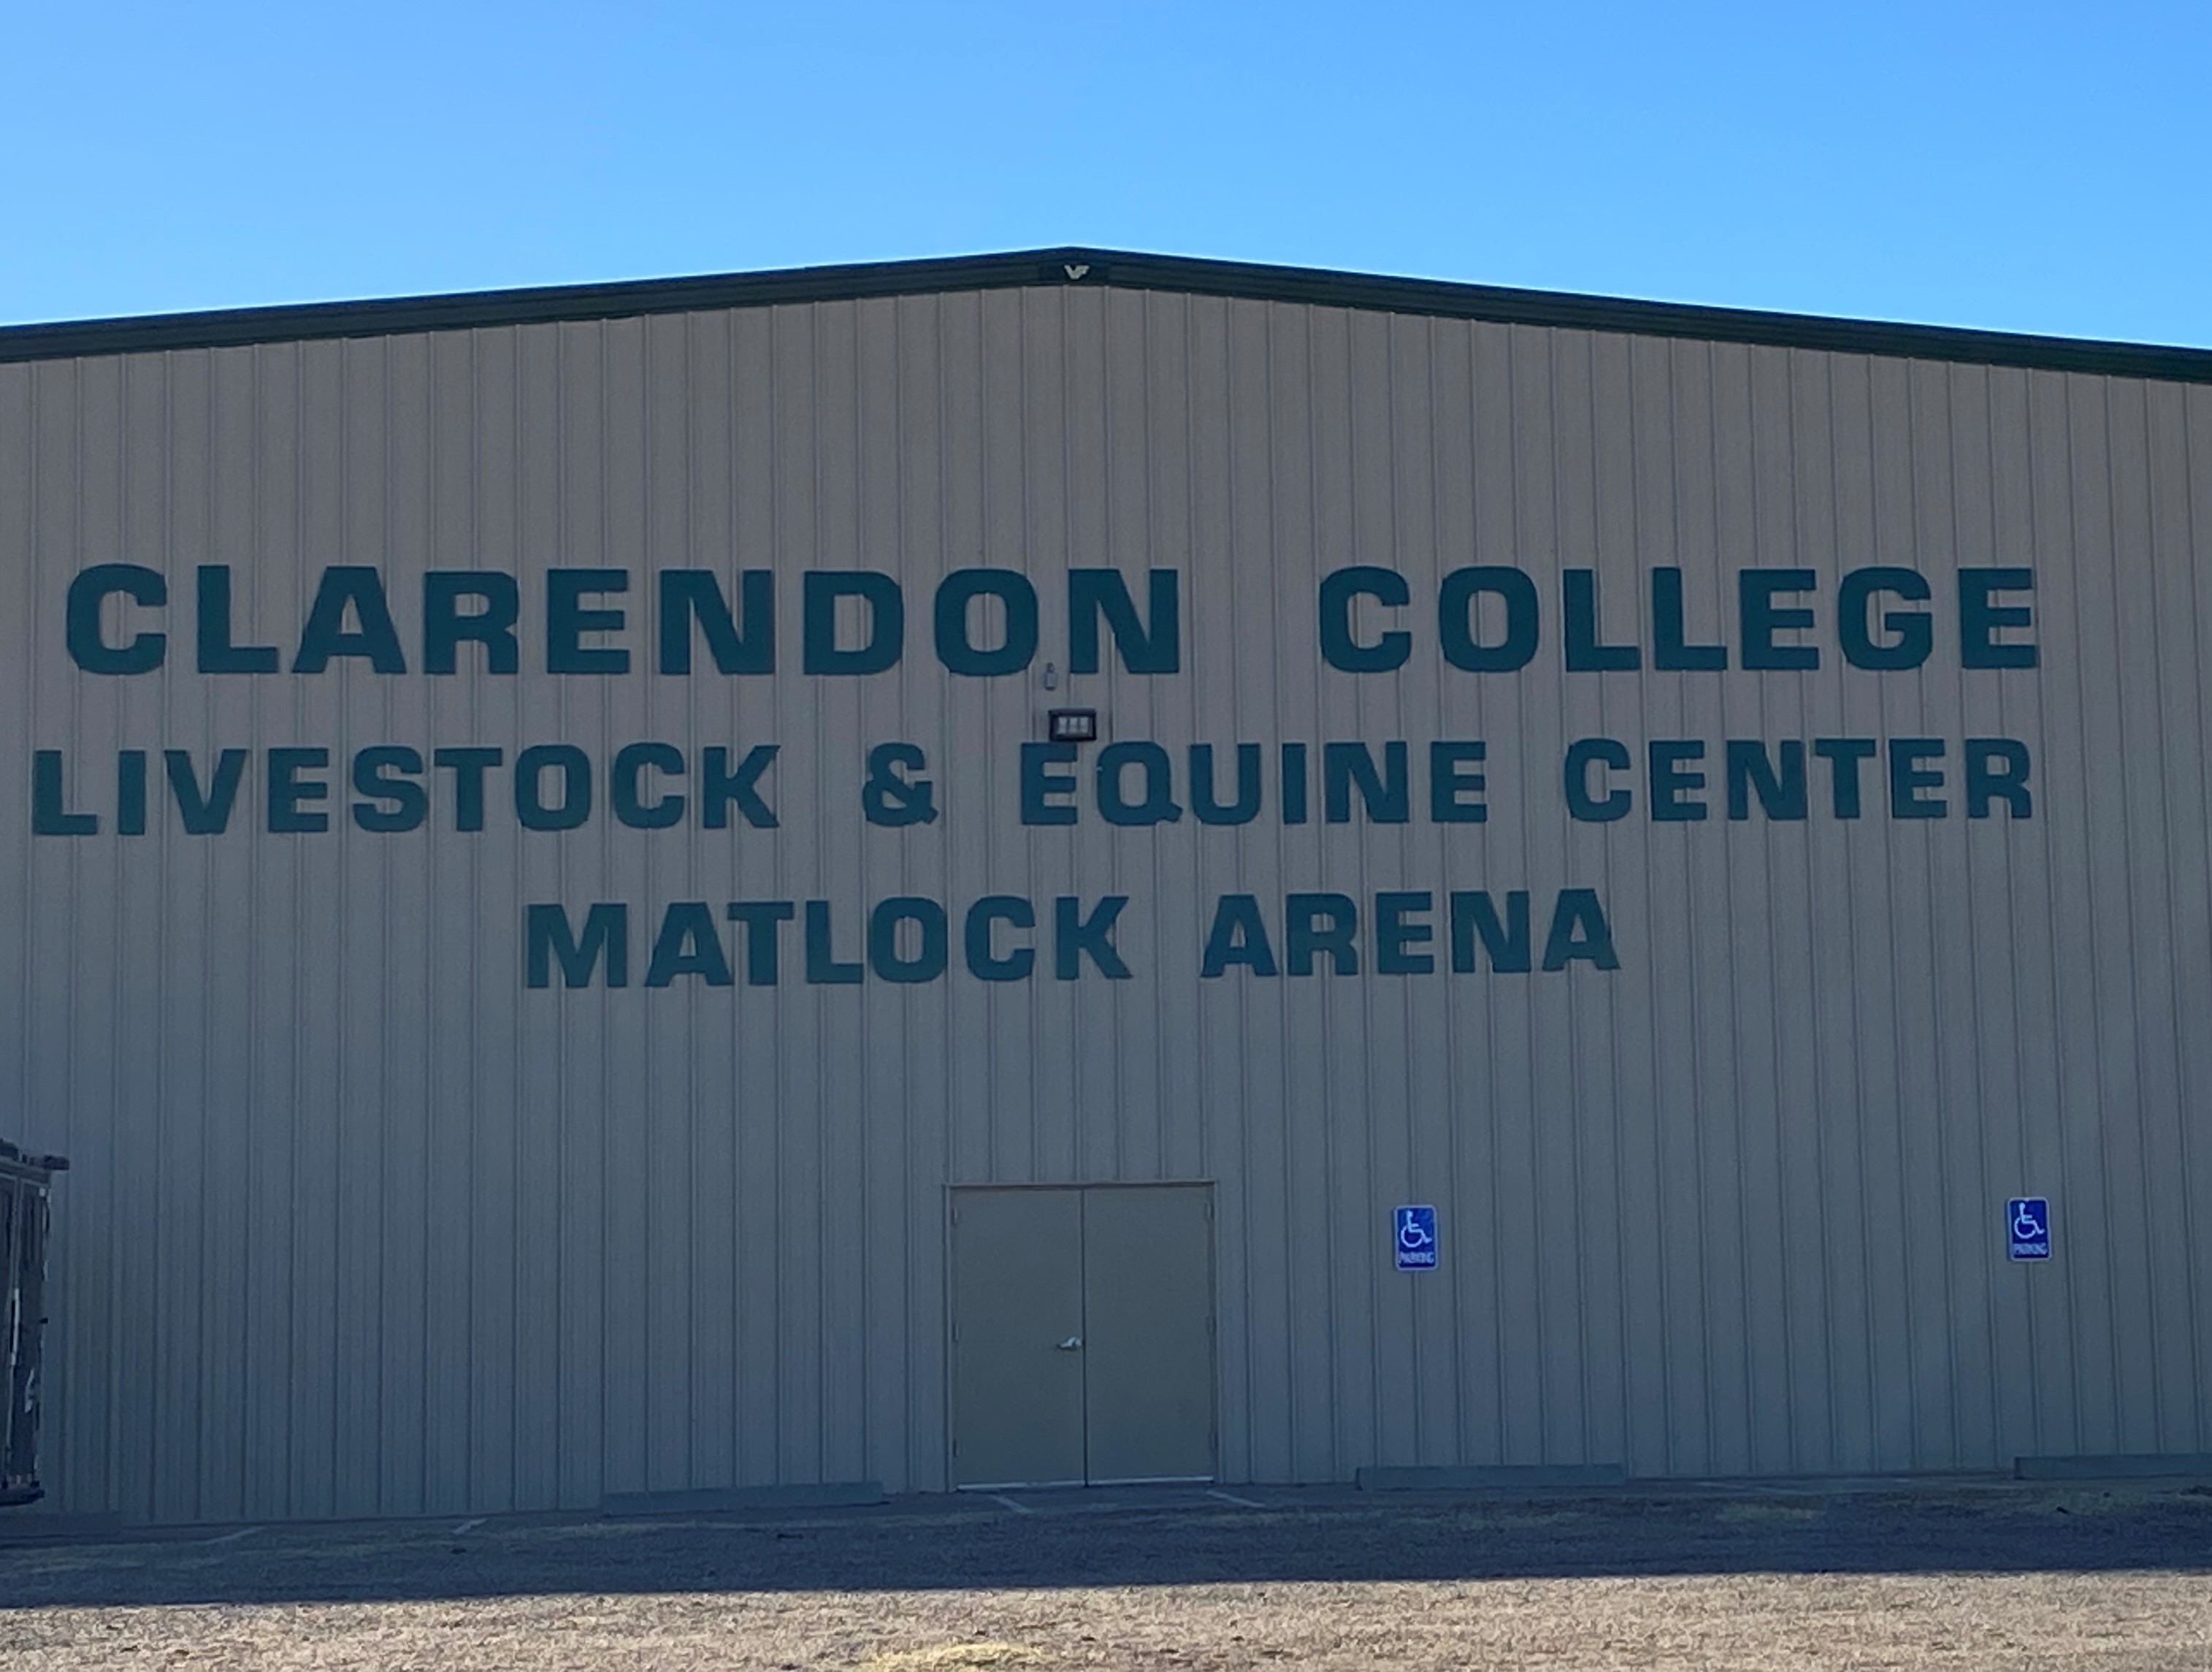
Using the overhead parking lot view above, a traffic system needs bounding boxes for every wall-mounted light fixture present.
[1047,708,1098,745]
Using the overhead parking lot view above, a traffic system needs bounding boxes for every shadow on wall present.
[3,1483,2211,1610]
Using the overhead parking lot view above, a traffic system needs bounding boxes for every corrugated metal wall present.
[1,284,2208,1522]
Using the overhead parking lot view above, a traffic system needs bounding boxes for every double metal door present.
[949,1183,1214,1488]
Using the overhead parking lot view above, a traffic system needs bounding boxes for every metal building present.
[2,249,2209,1524]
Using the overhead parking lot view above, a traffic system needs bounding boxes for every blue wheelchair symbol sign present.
[1393,1205,1438,1271]
[2008,1198,2051,1261]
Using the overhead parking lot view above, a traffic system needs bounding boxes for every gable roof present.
[4,245,2208,385]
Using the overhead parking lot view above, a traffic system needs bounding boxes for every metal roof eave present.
[2,245,2208,385]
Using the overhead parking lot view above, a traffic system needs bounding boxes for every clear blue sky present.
[7,1,2207,345]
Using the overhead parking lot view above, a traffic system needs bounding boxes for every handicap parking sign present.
[1393,1205,1437,1271]
[2008,1197,2051,1261]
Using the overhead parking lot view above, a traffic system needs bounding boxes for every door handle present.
[1056,1336,1083,1351]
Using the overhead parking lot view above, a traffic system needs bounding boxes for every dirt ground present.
[3,1480,2209,1670]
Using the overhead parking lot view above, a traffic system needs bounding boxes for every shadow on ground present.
[4,1484,2210,1610]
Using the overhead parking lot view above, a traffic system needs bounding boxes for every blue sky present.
[6,1,2207,344]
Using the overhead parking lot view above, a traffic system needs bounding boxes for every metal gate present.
[1,1138,66,1508]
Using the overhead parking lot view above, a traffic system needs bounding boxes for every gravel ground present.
[3,1481,2208,1669]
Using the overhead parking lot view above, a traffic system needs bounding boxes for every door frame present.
[944,1180,1217,1491]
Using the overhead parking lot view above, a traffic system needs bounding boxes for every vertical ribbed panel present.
[1,288,2208,1521]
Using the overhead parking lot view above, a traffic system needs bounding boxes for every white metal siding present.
[1,285,2208,1521]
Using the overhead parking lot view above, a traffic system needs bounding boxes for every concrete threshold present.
[1356,1465,1629,1491]
[600,1481,886,1517]
[0,1511,125,1545]
[2015,1454,2212,1481]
